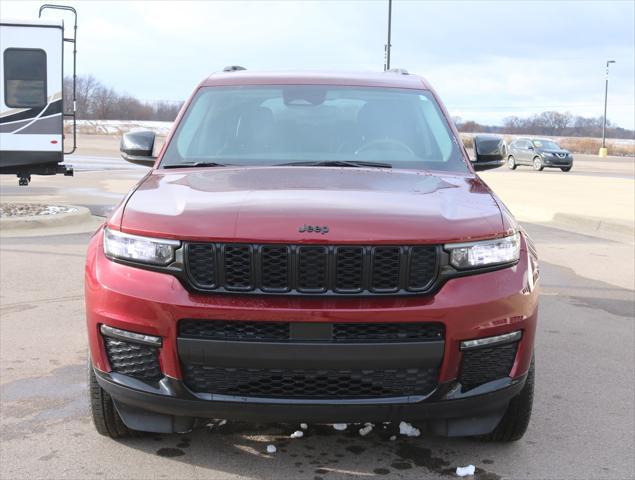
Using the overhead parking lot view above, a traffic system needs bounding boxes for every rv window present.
[4,49,47,108]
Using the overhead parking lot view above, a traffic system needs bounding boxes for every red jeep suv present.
[86,70,538,442]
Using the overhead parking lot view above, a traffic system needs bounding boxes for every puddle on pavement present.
[1,364,87,440]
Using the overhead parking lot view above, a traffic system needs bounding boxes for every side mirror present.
[120,130,157,167]
[527,145,534,151]
[471,135,505,171]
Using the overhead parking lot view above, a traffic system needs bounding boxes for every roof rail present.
[222,65,247,72]
[385,68,409,75]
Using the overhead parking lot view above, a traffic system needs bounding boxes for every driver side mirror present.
[471,135,505,171]
[527,145,534,151]
[120,130,157,167]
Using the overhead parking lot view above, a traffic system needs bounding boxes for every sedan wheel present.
[533,157,544,171]
[507,156,517,170]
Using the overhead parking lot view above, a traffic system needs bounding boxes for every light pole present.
[600,60,616,156]
[384,0,392,71]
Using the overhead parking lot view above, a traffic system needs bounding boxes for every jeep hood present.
[118,167,510,243]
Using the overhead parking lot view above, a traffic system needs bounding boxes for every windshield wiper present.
[276,160,392,168]
[162,161,228,169]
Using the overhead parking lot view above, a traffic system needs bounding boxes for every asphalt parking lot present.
[0,148,633,480]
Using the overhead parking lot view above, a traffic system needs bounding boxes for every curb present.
[0,205,92,230]
[552,213,634,237]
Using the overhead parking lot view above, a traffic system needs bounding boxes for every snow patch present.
[266,445,277,454]
[456,465,476,477]
[290,430,304,438]
[398,421,420,437]
[332,423,348,431]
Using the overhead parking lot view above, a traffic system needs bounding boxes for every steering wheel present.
[354,138,415,156]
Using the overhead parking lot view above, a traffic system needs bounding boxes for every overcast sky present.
[3,0,634,128]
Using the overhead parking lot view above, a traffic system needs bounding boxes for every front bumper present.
[95,367,527,436]
[86,228,539,434]
[542,156,573,167]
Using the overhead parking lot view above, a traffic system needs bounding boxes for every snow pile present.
[290,430,304,439]
[0,203,78,218]
[266,445,277,454]
[358,423,373,436]
[300,423,308,430]
[398,421,420,437]
[456,465,476,477]
[332,424,348,431]
[70,119,173,136]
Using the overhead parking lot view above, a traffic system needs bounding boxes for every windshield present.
[533,139,561,150]
[161,85,468,172]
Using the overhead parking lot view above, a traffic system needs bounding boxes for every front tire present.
[560,166,572,172]
[88,358,138,439]
[533,157,544,171]
[478,356,534,442]
[507,156,517,170]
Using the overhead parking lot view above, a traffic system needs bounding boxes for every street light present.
[384,0,392,71]
[600,60,616,157]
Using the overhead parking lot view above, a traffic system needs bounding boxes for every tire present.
[560,166,572,172]
[532,157,544,171]
[478,356,534,442]
[507,156,517,170]
[88,358,137,439]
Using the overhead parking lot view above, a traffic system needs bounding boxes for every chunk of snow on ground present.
[290,430,304,438]
[389,435,397,441]
[218,419,227,426]
[266,445,277,454]
[456,465,476,477]
[398,421,420,437]
[332,424,347,431]
[358,424,373,436]
[300,423,308,430]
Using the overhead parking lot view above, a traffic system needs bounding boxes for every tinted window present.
[533,139,561,150]
[162,85,468,172]
[4,49,47,108]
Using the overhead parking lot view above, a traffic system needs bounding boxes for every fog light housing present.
[100,324,162,347]
[460,330,522,351]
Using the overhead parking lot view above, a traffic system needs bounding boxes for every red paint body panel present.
[119,168,505,243]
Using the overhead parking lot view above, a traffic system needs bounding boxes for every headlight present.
[445,232,520,269]
[103,227,180,265]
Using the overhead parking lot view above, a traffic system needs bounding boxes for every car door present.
[510,140,522,161]
[520,140,533,164]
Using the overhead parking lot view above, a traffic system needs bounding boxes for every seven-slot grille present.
[184,243,438,295]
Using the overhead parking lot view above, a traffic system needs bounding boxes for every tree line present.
[455,111,634,139]
[63,75,183,121]
[64,75,633,139]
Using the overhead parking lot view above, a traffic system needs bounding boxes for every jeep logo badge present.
[299,224,329,234]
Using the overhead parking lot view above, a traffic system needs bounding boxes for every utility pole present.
[600,60,616,157]
[384,0,392,71]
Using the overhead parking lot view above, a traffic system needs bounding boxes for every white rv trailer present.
[0,4,76,185]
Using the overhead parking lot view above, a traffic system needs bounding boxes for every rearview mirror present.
[471,135,505,171]
[120,130,157,167]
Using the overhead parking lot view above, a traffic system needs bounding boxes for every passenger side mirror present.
[527,145,534,151]
[471,135,505,171]
[120,130,157,167]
